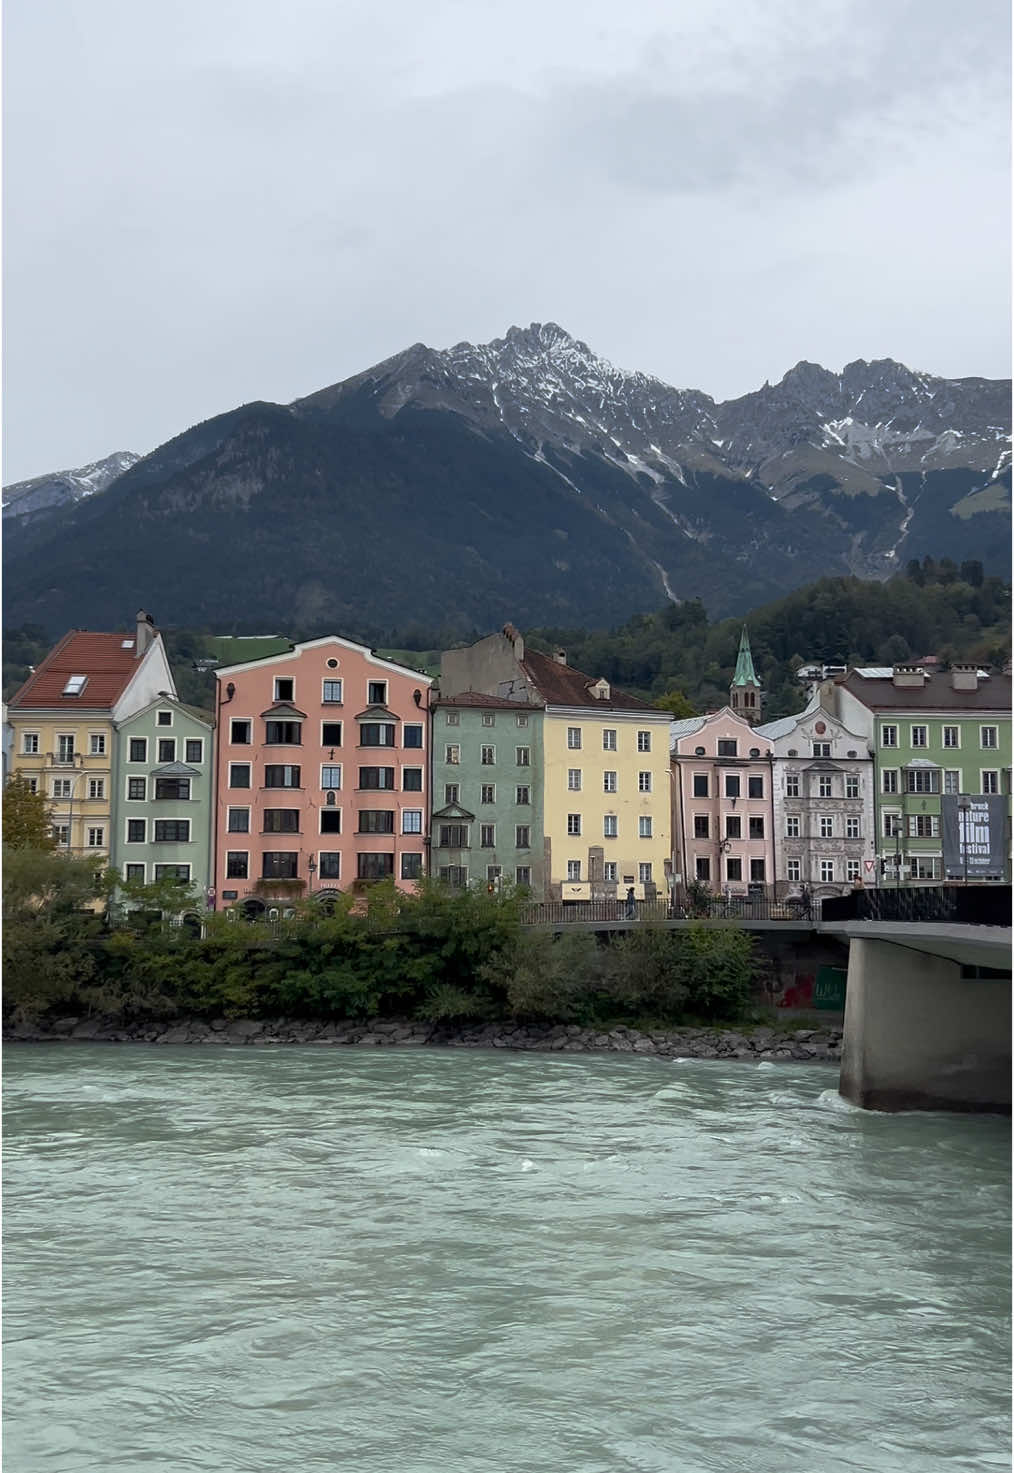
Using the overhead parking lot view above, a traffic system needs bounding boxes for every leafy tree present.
[653,688,696,719]
[3,777,56,851]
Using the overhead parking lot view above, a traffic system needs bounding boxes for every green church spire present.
[732,626,758,687]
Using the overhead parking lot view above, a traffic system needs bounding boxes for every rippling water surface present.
[4,1046,1010,1472]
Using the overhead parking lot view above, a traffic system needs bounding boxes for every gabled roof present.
[669,716,707,745]
[260,701,308,719]
[432,802,475,821]
[119,694,214,728]
[151,761,201,778]
[9,630,147,711]
[520,649,659,713]
[434,691,540,710]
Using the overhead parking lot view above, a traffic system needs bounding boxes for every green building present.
[430,694,545,895]
[829,664,1012,883]
[111,695,215,904]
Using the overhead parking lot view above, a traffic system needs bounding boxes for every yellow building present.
[7,613,175,859]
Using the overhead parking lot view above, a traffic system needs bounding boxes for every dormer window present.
[62,675,88,696]
[591,678,610,700]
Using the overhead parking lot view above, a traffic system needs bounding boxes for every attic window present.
[62,675,88,696]
[591,678,610,699]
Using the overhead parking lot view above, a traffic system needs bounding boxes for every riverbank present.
[4,1015,843,1061]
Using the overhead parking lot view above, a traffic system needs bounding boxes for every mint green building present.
[111,696,215,904]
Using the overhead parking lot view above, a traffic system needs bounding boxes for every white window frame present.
[273,677,295,703]
[638,816,653,838]
[154,818,192,844]
[637,731,651,753]
[785,816,800,838]
[226,807,251,834]
[155,863,192,884]
[87,732,107,756]
[786,858,801,882]
[603,771,617,793]
[156,710,173,728]
[603,861,618,882]
[480,783,496,804]
[818,776,833,798]
[367,679,388,707]
[445,710,460,726]
[602,729,617,751]
[228,761,253,789]
[819,859,835,884]
[567,768,582,791]
[57,734,76,762]
[320,764,342,790]
[184,738,205,765]
[481,712,495,728]
[515,785,530,805]
[515,825,531,849]
[567,813,582,836]
[785,773,800,797]
[445,745,461,765]
[87,778,105,800]
[87,827,105,848]
[515,865,531,886]
[943,769,961,794]
[845,774,860,799]
[603,815,618,838]
[480,823,496,848]
[21,731,40,754]
[882,769,899,795]
[229,719,252,746]
[980,726,998,750]
[515,714,528,728]
[845,859,861,882]
[819,816,834,838]
[845,817,861,840]
[480,744,496,765]
[22,776,39,794]
[942,726,960,749]
[321,678,344,705]
[52,778,73,799]
[157,738,177,763]
[515,746,531,767]
[402,809,423,835]
[638,771,652,793]
[123,862,146,883]
[981,770,999,794]
[639,862,653,884]
[567,860,582,881]
[881,725,898,748]
[910,725,928,748]
[567,727,582,750]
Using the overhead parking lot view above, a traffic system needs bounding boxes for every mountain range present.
[4,324,1009,636]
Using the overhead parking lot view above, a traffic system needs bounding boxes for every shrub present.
[674,925,754,1020]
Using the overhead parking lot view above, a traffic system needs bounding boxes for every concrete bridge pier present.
[839,938,1011,1113]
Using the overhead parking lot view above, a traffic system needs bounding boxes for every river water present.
[3,1046,1010,1473]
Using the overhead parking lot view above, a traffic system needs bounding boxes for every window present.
[53,778,73,798]
[404,768,423,791]
[911,856,941,880]
[367,680,387,706]
[567,727,582,750]
[567,813,582,836]
[944,770,960,794]
[89,733,107,756]
[905,769,940,794]
[124,863,145,883]
[321,765,342,789]
[785,816,800,838]
[515,785,530,805]
[52,825,69,847]
[88,778,105,800]
[445,711,460,726]
[127,819,146,843]
[943,726,960,749]
[692,774,709,798]
[881,725,898,748]
[155,777,191,800]
[604,815,618,838]
[322,679,343,704]
[439,865,468,887]
[319,853,341,880]
[404,725,423,749]
[981,771,999,794]
[230,720,251,745]
[123,737,146,765]
[748,817,764,839]
[446,744,461,765]
[786,859,801,882]
[908,815,940,838]
[22,733,39,754]
[748,776,764,799]
[360,723,395,747]
[274,678,294,702]
[481,713,495,727]
[62,675,88,697]
[154,820,191,843]
[911,726,927,748]
[717,739,738,757]
[818,776,833,798]
[87,827,104,848]
[603,771,617,793]
[604,862,618,882]
[725,816,741,839]
[785,773,800,797]
[567,768,582,791]
[693,815,709,839]
[637,731,651,753]
[883,813,902,837]
[444,784,459,805]
[262,852,298,879]
[638,771,652,793]
[638,816,653,838]
[516,747,531,767]
[639,862,653,884]
[184,739,203,765]
[846,860,861,882]
[567,861,582,881]
[481,745,496,765]
[23,777,37,795]
[359,767,395,790]
[439,824,469,847]
[845,774,860,799]
[812,742,832,758]
[264,765,301,788]
[602,729,617,751]
[515,866,531,887]
[403,810,423,835]
[819,860,835,884]
[819,817,834,838]
[486,865,502,886]
[726,857,741,881]
[515,714,528,728]
[695,857,710,881]
[265,721,302,745]
[57,735,75,763]
[321,722,342,746]
[359,811,395,834]
[882,769,899,795]
[227,809,250,833]
[516,825,531,848]
[320,811,342,834]
[725,775,740,798]
[478,784,494,804]
[155,710,173,728]
[226,852,249,879]
[981,726,998,750]
[157,739,176,763]
[263,810,300,833]
[750,859,766,882]
[401,854,423,881]
[154,864,190,883]
[845,817,861,839]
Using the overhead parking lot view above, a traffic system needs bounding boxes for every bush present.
[601,926,687,1018]
[673,926,755,1020]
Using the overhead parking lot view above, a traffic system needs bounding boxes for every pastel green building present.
[111,696,215,903]
[430,694,546,895]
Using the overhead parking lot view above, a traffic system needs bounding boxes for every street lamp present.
[957,796,971,885]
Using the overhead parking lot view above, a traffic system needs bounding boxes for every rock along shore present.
[4,1017,842,1062]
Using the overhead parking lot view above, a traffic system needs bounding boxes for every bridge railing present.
[820,885,1011,927]
[520,897,816,926]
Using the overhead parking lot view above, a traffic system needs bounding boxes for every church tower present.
[730,626,762,725]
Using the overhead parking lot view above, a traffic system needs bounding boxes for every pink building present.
[671,708,777,896]
[212,637,431,913]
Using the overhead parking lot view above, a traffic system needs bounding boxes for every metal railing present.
[520,897,817,926]
[821,886,1011,927]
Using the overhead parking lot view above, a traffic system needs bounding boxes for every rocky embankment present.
[5,1016,843,1061]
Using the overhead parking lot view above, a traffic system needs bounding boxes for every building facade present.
[430,694,546,894]
[439,626,671,901]
[6,612,175,862]
[671,708,777,895]
[111,697,215,900]
[212,636,432,912]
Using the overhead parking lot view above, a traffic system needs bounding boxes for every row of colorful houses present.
[6,613,1011,912]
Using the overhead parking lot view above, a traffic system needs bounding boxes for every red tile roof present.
[434,691,541,710]
[521,649,660,713]
[9,630,146,710]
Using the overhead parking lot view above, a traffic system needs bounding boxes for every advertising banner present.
[941,794,1008,881]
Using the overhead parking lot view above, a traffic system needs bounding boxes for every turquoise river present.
[3,1045,1010,1472]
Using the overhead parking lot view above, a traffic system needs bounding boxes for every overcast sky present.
[3,0,1010,482]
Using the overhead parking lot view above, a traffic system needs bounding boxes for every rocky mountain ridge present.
[2,451,141,521]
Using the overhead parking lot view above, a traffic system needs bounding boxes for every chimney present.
[892,664,926,688]
[135,609,155,657]
[553,648,567,665]
[950,663,980,692]
[501,623,524,662]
